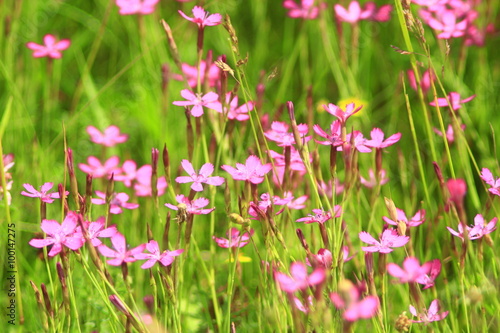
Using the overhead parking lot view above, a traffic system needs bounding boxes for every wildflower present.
[221,155,272,184]
[306,248,333,268]
[175,160,224,192]
[294,296,313,313]
[360,169,389,188]
[313,120,343,147]
[91,191,139,214]
[359,229,409,253]
[178,6,222,28]
[134,240,184,269]
[172,89,222,117]
[468,214,497,240]
[480,168,500,196]
[363,2,392,22]
[296,207,342,225]
[323,102,362,125]
[175,57,220,88]
[382,208,425,228]
[409,299,449,324]
[283,0,320,20]
[115,0,159,15]
[224,93,254,121]
[213,228,254,248]
[21,182,66,203]
[165,194,215,215]
[337,130,372,153]
[248,193,290,218]
[98,233,146,266]
[415,259,441,289]
[29,211,85,257]
[407,69,435,94]
[264,121,311,147]
[318,179,344,197]
[330,280,379,321]
[334,1,372,23]
[133,165,167,197]
[114,160,141,187]
[365,128,401,149]
[82,217,118,247]
[78,156,120,178]
[447,222,466,240]
[426,10,468,39]
[26,34,70,59]
[433,124,465,144]
[387,257,432,283]
[268,147,308,173]
[282,191,308,210]
[86,125,128,147]
[274,262,326,293]
[429,92,475,111]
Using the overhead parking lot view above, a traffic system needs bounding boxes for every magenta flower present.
[213,228,254,248]
[98,233,146,266]
[282,191,308,210]
[337,130,372,153]
[323,102,362,125]
[115,0,159,15]
[175,160,225,192]
[21,182,66,203]
[29,211,85,257]
[446,178,467,209]
[175,57,220,88]
[359,229,409,253]
[334,1,371,24]
[429,92,475,111]
[165,194,215,215]
[133,240,184,269]
[268,147,307,173]
[447,222,466,240]
[313,120,343,147]
[178,6,222,28]
[114,160,141,187]
[224,93,254,121]
[360,169,389,188]
[434,124,465,144]
[363,2,392,22]
[296,206,342,225]
[480,168,500,196]
[306,248,333,269]
[82,217,118,247]
[468,214,497,240]
[172,89,222,117]
[133,165,167,197]
[26,34,70,59]
[409,299,449,324]
[426,10,468,39]
[221,155,272,184]
[91,191,139,214]
[387,257,432,283]
[79,156,120,178]
[264,121,311,147]
[283,0,320,20]
[330,280,379,322]
[248,193,291,218]
[383,208,425,228]
[407,69,435,94]
[365,128,401,149]
[86,125,128,147]
[415,259,441,289]
[274,262,326,293]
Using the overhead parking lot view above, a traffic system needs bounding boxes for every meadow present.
[1,0,499,332]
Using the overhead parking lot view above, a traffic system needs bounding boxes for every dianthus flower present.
[27,34,70,59]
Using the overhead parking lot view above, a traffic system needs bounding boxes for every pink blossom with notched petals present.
[178,6,222,28]
[29,211,85,257]
[334,1,372,23]
[26,34,70,59]
[429,92,475,111]
[359,229,409,253]
[82,217,118,247]
[79,156,121,178]
[330,281,379,322]
[133,240,184,269]
[21,182,66,203]
[98,233,146,266]
[86,125,128,147]
[409,299,449,324]
[434,124,465,144]
[323,102,362,125]
[175,160,224,192]
[426,10,468,39]
[360,169,389,188]
[480,168,500,196]
[115,0,159,15]
[383,208,425,228]
[224,93,254,121]
[447,222,466,240]
[313,120,343,147]
[468,214,497,240]
[165,194,215,215]
[173,89,222,117]
[337,131,372,153]
[264,121,311,147]
[221,155,272,184]
[248,193,290,218]
[387,257,432,283]
[91,191,139,214]
[213,228,254,248]
[296,206,342,225]
[415,259,441,289]
[282,191,308,210]
[274,262,326,293]
[114,160,141,187]
[365,128,401,149]
[133,165,167,197]
[283,0,320,20]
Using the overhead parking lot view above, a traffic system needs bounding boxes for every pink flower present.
[79,156,121,178]
[429,92,475,111]
[175,160,225,192]
[407,69,435,94]
[415,259,441,289]
[98,233,146,266]
[360,169,389,188]
[174,54,220,88]
[26,34,70,59]
[363,2,392,22]
[293,296,313,313]
[133,240,184,269]
[365,128,401,149]
[224,93,254,121]
[409,299,449,324]
[283,0,320,20]
[313,120,343,147]
[221,155,272,184]
[387,257,432,283]
[82,217,118,247]
[29,211,85,257]
[165,194,215,215]
[178,6,222,28]
[433,124,465,144]
[212,228,254,248]
[383,208,425,228]
[133,165,167,197]
[274,262,326,293]
[480,168,500,196]
[446,178,467,208]
[114,160,141,187]
[323,102,362,125]
[21,182,66,203]
[337,131,372,153]
[334,1,372,24]
[426,10,468,39]
[359,229,409,253]
[172,89,222,117]
[468,214,497,240]
[296,207,342,225]
[91,191,139,214]
[306,248,333,268]
[86,125,128,147]
[268,147,307,173]
[248,193,290,219]
[330,280,379,322]
[282,191,308,210]
[115,0,159,15]
[447,222,466,240]
[264,121,311,147]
